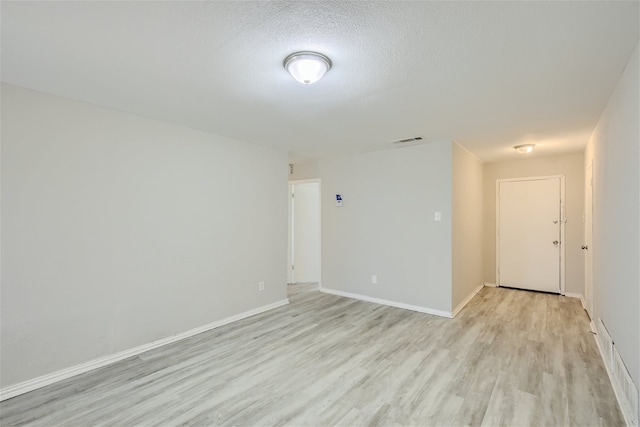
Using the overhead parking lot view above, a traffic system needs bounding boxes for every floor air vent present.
[596,318,638,426]
[596,319,613,365]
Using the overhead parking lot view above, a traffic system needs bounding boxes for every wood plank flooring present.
[0,284,624,426]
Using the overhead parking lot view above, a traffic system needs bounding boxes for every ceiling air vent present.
[391,136,423,144]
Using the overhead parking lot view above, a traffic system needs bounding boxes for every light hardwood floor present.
[1,284,624,426]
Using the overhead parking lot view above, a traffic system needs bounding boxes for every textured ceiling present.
[2,1,638,162]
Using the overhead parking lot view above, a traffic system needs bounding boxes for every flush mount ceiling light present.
[514,144,535,154]
[284,51,332,85]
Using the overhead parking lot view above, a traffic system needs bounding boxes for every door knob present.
[553,240,559,245]
[582,245,589,250]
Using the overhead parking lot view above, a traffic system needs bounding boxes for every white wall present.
[452,143,483,310]
[319,142,453,313]
[0,84,288,388]
[585,43,639,388]
[482,152,585,296]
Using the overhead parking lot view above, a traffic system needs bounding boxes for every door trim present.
[496,175,566,295]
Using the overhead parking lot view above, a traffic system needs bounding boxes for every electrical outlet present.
[259,281,265,291]
[371,275,377,284]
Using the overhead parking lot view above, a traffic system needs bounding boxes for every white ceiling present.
[2,1,638,163]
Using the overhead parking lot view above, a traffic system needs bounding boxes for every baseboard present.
[483,282,498,287]
[0,298,290,402]
[592,320,639,426]
[452,283,484,317]
[319,286,452,318]
[289,282,319,289]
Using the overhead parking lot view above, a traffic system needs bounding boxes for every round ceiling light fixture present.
[284,51,332,85]
[514,144,535,154]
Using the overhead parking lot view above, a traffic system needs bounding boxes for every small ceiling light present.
[514,144,535,154]
[284,51,331,85]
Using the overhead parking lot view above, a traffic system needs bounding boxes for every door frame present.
[287,178,322,286]
[496,175,566,295]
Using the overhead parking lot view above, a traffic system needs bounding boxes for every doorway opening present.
[287,180,321,293]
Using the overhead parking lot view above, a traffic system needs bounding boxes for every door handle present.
[553,240,559,245]
[582,245,588,250]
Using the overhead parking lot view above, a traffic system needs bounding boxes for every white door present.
[290,182,320,283]
[585,163,594,317]
[498,178,561,293]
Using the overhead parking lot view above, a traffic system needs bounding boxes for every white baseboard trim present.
[452,284,484,317]
[0,298,290,402]
[483,282,498,287]
[319,286,452,318]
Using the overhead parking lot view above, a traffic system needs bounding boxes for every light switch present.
[435,211,442,222]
